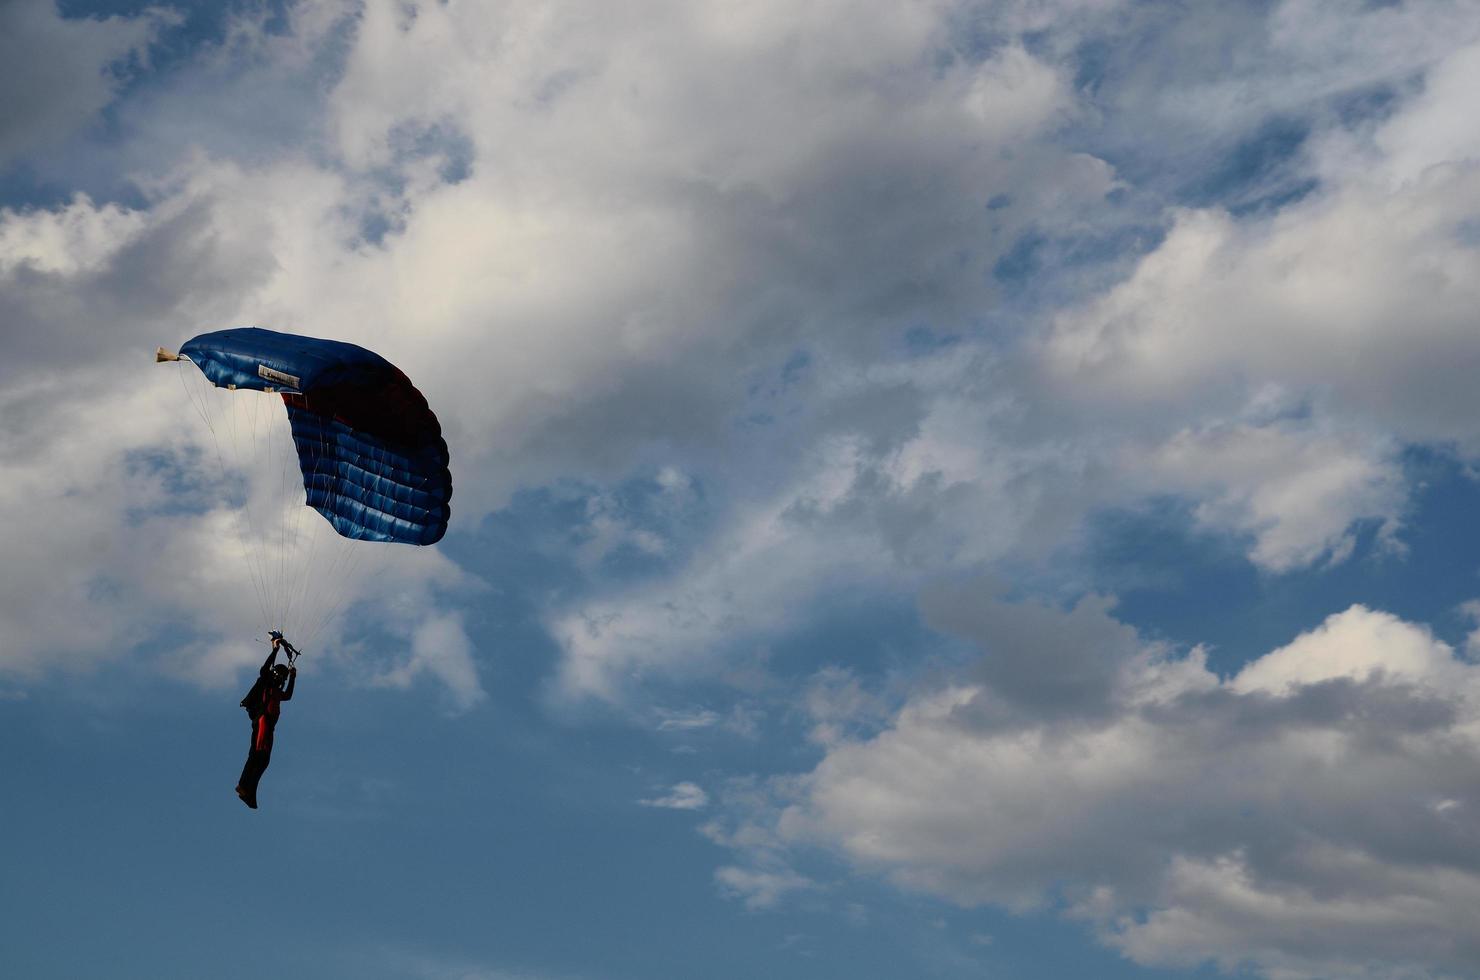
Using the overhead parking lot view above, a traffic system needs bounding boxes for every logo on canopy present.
[258,364,301,389]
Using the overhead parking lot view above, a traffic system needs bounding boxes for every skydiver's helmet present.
[271,664,290,686]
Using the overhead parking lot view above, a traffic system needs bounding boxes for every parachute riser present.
[268,630,303,667]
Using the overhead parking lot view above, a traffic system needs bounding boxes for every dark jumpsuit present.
[237,653,294,803]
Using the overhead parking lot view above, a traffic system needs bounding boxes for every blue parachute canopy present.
[179,327,452,545]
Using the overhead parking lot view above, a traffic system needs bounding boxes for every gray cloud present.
[920,585,1140,723]
[0,1,166,169]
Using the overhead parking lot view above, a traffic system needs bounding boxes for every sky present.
[5,0,1480,977]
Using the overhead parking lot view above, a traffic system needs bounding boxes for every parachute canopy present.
[177,327,452,546]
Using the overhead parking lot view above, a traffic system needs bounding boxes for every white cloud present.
[360,944,577,980]
[0,193,149,275]
[253,1,1110,484]
[1131,418,1406,571]
[546,437,899,701]
[639,781,709,810]
[1231,605,1462,696]
[0,185,477,699]
[520,6,1480,697]
[0,217,474,704]
[0,375,219,674]
[804,665,891,748]
[368,610,486,714]
[716,596,1480,977]
[1105,848,1480,980]
[655,708,721,732]
[1375,40,1480,186]
[1044,34,1480,459]
[714,864,815,911]
[655,703,765,740]
[0,0,1104,701]
[1028,31,1480,574]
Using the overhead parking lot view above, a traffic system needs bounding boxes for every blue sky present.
[7,1,1480,978]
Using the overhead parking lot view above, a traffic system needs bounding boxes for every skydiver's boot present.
[236,785,257,809]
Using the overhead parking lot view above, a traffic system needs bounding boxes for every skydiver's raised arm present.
[259,646,279,677]
[280,667,296,701]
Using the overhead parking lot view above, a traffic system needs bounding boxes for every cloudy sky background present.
[7,0,1480,977]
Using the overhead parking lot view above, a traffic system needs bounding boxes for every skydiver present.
[235,632,298,809]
